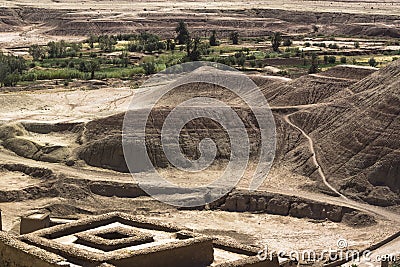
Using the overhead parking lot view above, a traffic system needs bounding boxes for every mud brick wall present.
[109,238,214,267]
[0,232,65,267]
[212,190,369,224]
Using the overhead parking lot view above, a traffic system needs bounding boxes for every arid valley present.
[0,1,399,267]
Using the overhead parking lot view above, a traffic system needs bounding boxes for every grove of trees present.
[127,33,166,53]
[0,53,26,87]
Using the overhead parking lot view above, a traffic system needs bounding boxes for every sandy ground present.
[24,131,80,147]
[0,170,41,190]
[0,21,84,49]
[168,210,398,253]
[0,86,134,123]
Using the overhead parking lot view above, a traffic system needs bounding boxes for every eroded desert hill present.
[291,59,400,206]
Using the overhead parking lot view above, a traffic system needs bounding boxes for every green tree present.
[209,30,218,46]
[78,61,87,72]
[86,60,100,79]
[323,55,329,64]
[127,33,165,54]
[47,41,67,58]
[175,21,190,45]
[141,62,157,75]
[166,39,172,50]
[271,32,282,52]
[0,64,9,87]
[88,35,97,49]
[368,57,378,67]
[328,43,339,49]
[170,42,176,52]
[4,73,20,87]
[237,56,246,68]
[68,43,82,56]
[0,53,26,87]
[120,51,129,67]
[188,37,202,61]
[144,42,158,53]
[98,35,117,52]
[47,41,58,58]
[308,53,319,74]
[328,56,336,64]
[230,31,239,45]
[166,39,175,52]
[29,44,45,61]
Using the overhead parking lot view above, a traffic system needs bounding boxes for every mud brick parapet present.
[0,231,67,267]
[16,212,279,267]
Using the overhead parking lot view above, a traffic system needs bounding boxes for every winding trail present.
[276,106,400,221]
[283,112,348,200]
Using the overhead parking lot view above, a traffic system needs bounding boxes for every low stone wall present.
[89,181,146,198]
[22,122,83,134]
[177,231,279,267]
[0,163,54,179]
[0,231,66,267]
[211,190,375,225]
[75,226,154,252]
